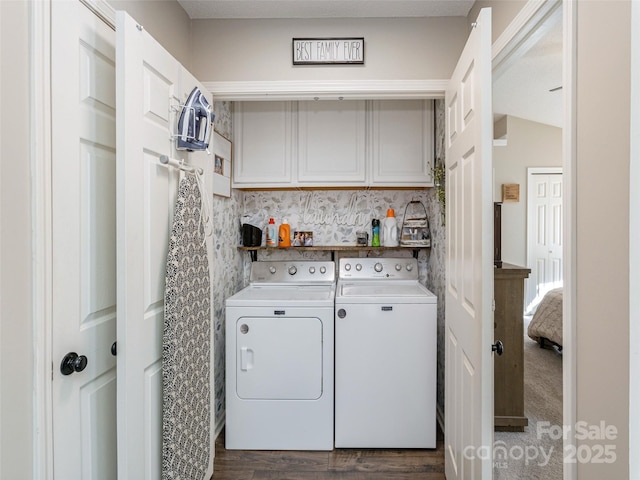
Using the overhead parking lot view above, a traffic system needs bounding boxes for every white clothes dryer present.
[225,261,335,450]
[334,257,437,448]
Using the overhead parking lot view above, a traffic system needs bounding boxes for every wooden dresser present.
[494,263,531,431]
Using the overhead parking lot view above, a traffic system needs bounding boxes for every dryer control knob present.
[309,267,316,274]
[374,262,383,272]
[406,264,414,271]
[319,266,327,274]
[395,264,402,271]
[355,263,362,271]
[344,263,351,271]
[269,266,277,274]
[288,266,297,275]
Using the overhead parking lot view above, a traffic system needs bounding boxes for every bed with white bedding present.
[527,287,563,349]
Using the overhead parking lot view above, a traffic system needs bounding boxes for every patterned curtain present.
[162,171,211,480]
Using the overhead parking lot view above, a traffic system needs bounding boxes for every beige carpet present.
[493,336,563,479]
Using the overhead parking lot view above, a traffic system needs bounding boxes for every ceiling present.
[493,8,563,128]
[177,0,562,128]
[177,0,476,19]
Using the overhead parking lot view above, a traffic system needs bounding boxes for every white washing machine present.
[334,257,437,448]
[225,260,335,450]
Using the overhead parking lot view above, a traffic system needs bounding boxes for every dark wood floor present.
[212,427,446,480]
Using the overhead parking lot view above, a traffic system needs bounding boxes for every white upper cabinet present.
[371,100,434,186]
[232,101,294,187]
[232,99,434,188]
[297,100,367,186]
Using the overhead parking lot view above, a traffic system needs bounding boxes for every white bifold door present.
[526,169,563,311]
[444,8,494,480]
[51,2,118,478]
[116,11,215,480]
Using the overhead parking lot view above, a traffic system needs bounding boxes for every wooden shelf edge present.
[237,245,431,251]
[238,244,431,261]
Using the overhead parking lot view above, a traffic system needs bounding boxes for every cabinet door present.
[298,100,367,185]
[232,101,293,187]
[371,99,434,186]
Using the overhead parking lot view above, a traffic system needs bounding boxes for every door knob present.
[492,340,504,356]
[111,341,117,356]
[60,352,88,375]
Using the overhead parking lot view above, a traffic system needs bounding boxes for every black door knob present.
[60,352,88,375]
[111,341,117,356]
[492,340,504,356]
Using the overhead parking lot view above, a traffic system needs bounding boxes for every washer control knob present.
[374,262,383,272]
[288,265,297,275]
[344,263,351,271]
[269,266,277,274]
[355,263,362,271]
[320,266,327,274]
[406,264,414,271]
[395,264,402,271]
[309,267,316,274]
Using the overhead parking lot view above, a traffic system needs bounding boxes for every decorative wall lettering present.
[292,38,365,65]
[302,192,365,226]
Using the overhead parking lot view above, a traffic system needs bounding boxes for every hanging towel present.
[163,170,211,480]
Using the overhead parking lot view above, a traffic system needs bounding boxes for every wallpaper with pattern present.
[210,100,447,432]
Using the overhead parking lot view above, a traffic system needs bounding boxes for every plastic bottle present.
[266,217,277,247]
[371,219,381,247]
[382,208,399,247]
[278,219,291,247]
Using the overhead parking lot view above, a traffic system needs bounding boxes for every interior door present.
[51,2,118,478]
[116,11,180,480]
[526,170,563,311]
[116,11,215,479]
[444,8,494,480]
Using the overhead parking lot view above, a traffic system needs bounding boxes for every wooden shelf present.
[238,244,431,261]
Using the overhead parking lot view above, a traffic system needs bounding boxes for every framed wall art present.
[212,131,231,197]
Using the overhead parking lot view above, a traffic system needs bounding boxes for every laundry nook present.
[3,1,634,480]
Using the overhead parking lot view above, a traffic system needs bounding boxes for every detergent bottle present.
[278,219,291,247]
[266,217,277,247]
[371,219,381,247]
[382,208,399,247]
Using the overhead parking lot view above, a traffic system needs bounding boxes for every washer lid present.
[226,284,336,307]
[337,281,437,303]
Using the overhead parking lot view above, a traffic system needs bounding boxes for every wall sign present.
[292,37,364,65]
[502,183,520,202]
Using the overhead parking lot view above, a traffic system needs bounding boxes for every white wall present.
[468,0,528,43]
[190,17,468,82]
[575,1,630,477]
[493,115,562,267]
[109,0,193,69]
[0,1,34,479]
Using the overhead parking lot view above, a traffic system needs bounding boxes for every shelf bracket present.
[412,249,419,259]
[250,250,258,262]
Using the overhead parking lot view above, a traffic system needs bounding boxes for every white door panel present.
[116,11,215,479]
[526,170,563,311]
[445,8,493,480]
[116,11,180,479]
[51,2,117,478]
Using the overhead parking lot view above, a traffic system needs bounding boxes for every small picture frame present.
[212,131,232,198]
[502,183,520,203]
[292,231,313,247]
